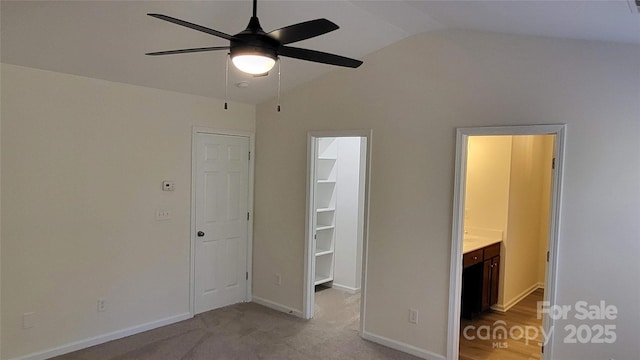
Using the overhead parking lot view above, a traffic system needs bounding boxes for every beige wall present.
[0,64,255,359]
[501,135,553,307]
[254,30,640,359]
[464,136,512,233]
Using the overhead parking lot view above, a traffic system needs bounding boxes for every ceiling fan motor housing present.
[230,16,279,61]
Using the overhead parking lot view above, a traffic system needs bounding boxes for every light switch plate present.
[409,309,418,324]
[22,312,35,329]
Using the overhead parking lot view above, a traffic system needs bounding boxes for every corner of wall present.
[0,64,255,359]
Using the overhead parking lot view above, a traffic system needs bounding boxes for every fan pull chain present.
[277,59,281,112]
[224,53,229,110]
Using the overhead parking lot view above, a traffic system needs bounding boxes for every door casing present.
[190,127,255,316]
[447,124,566,360]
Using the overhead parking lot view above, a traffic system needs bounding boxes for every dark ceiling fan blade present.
[268,19,339,44]
[279,46,363,68]
[146,46,229,56]
[148,14,234,40]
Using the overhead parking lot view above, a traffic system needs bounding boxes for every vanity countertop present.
[463,235,502,254]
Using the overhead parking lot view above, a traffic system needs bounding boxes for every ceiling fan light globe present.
[232,54,276,75]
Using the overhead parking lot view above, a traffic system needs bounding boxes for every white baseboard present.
[330,282,361,294]
[362,331,445,360]
[492,282,544,313]
[10,312,192,360]
[251,296,303,318]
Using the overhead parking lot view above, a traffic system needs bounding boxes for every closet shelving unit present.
[314,138,337,285]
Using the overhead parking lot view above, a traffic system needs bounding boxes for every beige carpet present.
[53,287,420,360]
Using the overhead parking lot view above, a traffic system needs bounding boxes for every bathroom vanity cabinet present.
[462,242,501,319]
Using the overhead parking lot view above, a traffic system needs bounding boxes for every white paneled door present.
[195,133,249,314]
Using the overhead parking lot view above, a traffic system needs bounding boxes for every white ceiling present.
[2,1,639,104]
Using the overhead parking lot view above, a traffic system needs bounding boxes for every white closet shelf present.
[315,275,333,285]
[316,225,335,231]
[315,249,334,257]
[314,138,337,289]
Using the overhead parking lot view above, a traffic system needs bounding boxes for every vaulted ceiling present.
[2,1,639,104]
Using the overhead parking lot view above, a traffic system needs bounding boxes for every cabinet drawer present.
[463,249,483,268]
[484,243,501,259]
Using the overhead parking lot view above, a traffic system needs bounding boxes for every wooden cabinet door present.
[482,255,500,310]
[482,259,492,311]
[490,255,500,306]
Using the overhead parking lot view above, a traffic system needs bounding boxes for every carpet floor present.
[52,287,421,360]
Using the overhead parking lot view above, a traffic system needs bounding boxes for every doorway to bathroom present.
[447,125,566,360]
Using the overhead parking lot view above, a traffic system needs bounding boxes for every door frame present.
[303,129,372,333]
[446,124,566,360]
[190,127,255,316]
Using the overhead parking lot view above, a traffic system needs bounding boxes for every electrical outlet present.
[275,273,282,286]
[162,181,175,191]
[409,309,418,324]
[155,209,171,221]
[22,312,35,329]
[97,298,106,312]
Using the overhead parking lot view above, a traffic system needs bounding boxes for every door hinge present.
[246,272,248,280]
[547,251,550,262]
[552,157,556,169]
[314,233,317,240]
[247,212,250,221]
[248,151,251,161]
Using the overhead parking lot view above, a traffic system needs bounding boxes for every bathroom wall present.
[464,136,512,233]
[500,135,554,308]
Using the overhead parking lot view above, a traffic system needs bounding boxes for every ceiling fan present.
[146,0,363,75]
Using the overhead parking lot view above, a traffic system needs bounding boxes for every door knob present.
[197,231,205,237]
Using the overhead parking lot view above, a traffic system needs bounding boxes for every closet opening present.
[303,131,371,335]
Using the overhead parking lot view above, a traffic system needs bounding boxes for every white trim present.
[303,134,317,319]
[362,331,445,360]
[447,124,566,360]
[542,124,567,359]
[303,129,373,345]
[491,282,544,313]
[190,127,255,316]
[330,283,361,294]
[9,313,191,360]
[252,296,304,318]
